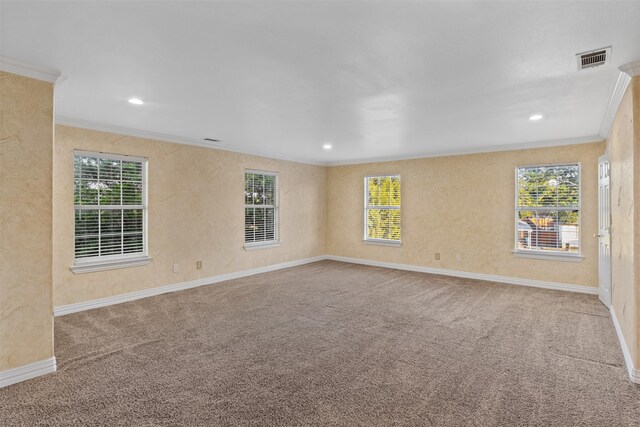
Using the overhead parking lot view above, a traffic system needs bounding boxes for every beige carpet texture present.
[1,260,639,426]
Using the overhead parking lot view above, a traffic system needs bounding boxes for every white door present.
[597,154,611,308]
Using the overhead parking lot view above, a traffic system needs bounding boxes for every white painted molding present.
[56,117,604,168]
[362,239,402,247]
[71,256,152,274]
[325,135,603,166]
[52,254,638,386]
[512,251,584,263]
[55,117,325,166]
[619,59,640,78]
[243,242,281,251]
[326,255,598,295]
[599,71,632,139]
[0,56,63,84]
[610,306,640,384]
[0,357,57,388]
[54,255,326,316]
[56,254,600,317]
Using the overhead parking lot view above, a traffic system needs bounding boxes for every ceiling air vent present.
[576,47,611,70]
[204,138,221,142]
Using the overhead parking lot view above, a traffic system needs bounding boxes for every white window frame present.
[71,150,151,273]
[244,169,280,250]
[363,174,402,246]
[513,162,583,262]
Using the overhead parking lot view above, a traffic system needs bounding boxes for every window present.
[244,170,279,248]
[364,175,401,244]
[515,164,580,257]
[72,151,149,272]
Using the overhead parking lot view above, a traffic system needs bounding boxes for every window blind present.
[245,171,278,244]
[74,152,146,260]
[516,164,580,253]
[365,175,401,241]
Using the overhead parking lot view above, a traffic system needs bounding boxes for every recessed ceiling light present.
[323,144,332,150]
[529,114,543,121]
[128,98,144,105]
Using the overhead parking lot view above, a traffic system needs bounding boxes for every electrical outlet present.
[172,263,179,273]
[196,260,202,270]
[435,253,440,260]
[456,254,462,262]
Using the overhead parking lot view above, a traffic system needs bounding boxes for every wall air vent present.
[576,47,611,70]
[204,138,221,142]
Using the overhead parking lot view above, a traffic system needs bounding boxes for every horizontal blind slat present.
[244,171,278,244]
[516,164,580,253]
[74,153,146,259]
[365,175,401,241]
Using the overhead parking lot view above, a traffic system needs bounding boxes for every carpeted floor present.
[1,260,639,426]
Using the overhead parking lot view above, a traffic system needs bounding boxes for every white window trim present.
[362,238,402,247]
[243,242,282,251]
[71,254,152,274]
[512,251,583,262]
[513,162,581,260]
[244,169,280,248]
[363,174,402,245]
[71,150,149,272]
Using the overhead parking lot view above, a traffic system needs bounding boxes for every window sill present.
[512,251,584,262]
[244,242,281,251]
[362,239,402,247]
[71,256,152,274]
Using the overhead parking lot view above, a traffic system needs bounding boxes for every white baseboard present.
[325,255,598,295]
[51,254,637,385]
[610,306,640,384]
[54,256,326,316]
[55,254,599,317]
[0,357,57,388]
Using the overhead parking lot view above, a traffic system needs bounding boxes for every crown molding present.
[0,56,64,84]
[619,59,640,78]
[56,115,603,168]
[55,116,325,166]
[325,135,603,166]
[599,71,632,139]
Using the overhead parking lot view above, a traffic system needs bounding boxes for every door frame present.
[597,153,612,308]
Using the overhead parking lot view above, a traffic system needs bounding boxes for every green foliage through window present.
[365,175,401,241]
[245,172,278,244]
[74,154,145,259]
[516,164,580,253]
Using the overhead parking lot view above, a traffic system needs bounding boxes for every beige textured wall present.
[327,142,604,288]
[53,126,326,306]
[0,72,54,370]
[608,83,637,366]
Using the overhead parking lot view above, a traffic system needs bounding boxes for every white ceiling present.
[2,1,640,165]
